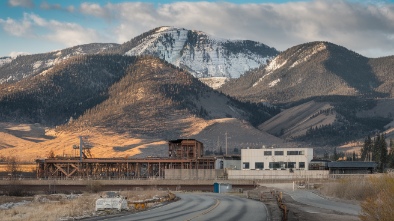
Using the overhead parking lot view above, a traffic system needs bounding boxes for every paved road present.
[286,190,360,215]
[262,183,361,215]
[95,193,268,221]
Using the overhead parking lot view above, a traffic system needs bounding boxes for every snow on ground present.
[0,201,31,210]
[252,56,286,87]
[269,78,280,87]
[290,43,327,69]
[0,57,12,67]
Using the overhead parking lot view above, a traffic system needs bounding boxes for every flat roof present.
[328,161,377,168]
[168,139,199,143]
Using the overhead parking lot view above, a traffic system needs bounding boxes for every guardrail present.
[246,189,288,221]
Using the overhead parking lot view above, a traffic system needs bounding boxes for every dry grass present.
[320,174,394,221]
[359,174,394,221]
[0,189,168,221]
[0,122,167,162]
[320,176,376,201]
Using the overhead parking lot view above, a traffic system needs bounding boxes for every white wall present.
[241,148,313,170]
[165,169,224,180]
[228,169,329,180]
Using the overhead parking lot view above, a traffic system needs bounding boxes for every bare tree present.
[6,156,20,179]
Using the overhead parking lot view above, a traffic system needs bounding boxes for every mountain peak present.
[221,41,385,104]
[113,26,279,78]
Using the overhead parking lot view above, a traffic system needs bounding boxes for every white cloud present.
[2,0,394,57]
[76,0,394,58]
[0,16,31,36]
[8,0,33,8]
[80,2,112,19]
[46,22,99,47]
[0,13,102,47]
[9,51,30,58]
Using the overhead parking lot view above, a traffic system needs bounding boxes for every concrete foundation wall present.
[228,170,329,180]
[165,169,225,180]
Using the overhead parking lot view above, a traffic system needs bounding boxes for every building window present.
[243,162,250,169]
[287,162,296,168]
[264,151,272,156]
[299,162,305,168]
[255,162,264,169]
[274,151,284,155]
[269,162,281,169]
[287,151,305,155]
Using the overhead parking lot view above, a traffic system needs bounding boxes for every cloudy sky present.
[1,0,393,58]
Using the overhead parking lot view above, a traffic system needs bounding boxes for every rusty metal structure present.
[36,139,216,179]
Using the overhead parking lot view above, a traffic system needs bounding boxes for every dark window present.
[274,151,284,155]
[287,151,305,155]
[269,162,281,169]
[264,151,272,156]
[243,162,250,169]
[287,162,296,168]
[299,162,305,168]
[255,162,264,169]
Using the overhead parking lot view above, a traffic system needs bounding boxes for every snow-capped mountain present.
[220,41,391,104]
[0,57,12,68]
[0,43,118,84]
[107,26,279,79]
[0,27,278,85]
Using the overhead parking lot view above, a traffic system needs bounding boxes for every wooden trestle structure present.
[36,139,216,179]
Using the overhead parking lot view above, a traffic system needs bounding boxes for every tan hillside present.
[259,101,336,139]
[0,118,286,162]
[0,122,166,162]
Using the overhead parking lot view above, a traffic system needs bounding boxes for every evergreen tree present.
[332,147,339,161]
[378,133,388,172]
[372,135,381,162]
[361,135,372,161]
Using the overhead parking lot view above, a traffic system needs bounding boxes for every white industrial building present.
[241,147,314,170]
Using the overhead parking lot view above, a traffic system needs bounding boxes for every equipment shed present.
[327,161,377,174]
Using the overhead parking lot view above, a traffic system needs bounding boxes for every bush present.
[320,176,375,200]
[359,174,394,221]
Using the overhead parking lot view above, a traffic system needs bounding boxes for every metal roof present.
[328,161,377,168]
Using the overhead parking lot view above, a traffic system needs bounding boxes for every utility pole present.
[225,132,228,156]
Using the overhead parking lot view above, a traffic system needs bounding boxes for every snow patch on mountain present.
[269,78,281,87]
[0,57,12,67]
[290,43,326,69]
[265,56,287,73]
[0,43,118,84]
[124,27,277,79]
[252,55,288,87]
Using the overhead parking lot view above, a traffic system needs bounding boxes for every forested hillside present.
[0,43,118,84]
[0,54,136,125]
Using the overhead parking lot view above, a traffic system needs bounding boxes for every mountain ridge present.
[220,41,393,104]
[0,26,279,85]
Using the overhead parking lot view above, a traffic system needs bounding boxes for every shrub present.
[359,174,394,221]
